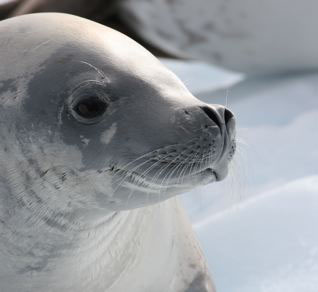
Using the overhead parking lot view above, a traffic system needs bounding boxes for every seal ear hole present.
[74,96,108,119]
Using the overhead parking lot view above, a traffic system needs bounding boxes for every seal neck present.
[0,156,119,275]
[0,175,120,284]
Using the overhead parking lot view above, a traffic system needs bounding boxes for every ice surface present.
[196,176,318,292]
[162,59,318,291]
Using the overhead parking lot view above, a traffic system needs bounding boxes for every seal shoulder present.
[171,199,215,292]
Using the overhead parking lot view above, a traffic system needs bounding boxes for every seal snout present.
[200,106,222,129]
[183,103,236,183]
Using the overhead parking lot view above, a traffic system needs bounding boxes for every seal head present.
[0,13,236,212]
[0,13,236,292]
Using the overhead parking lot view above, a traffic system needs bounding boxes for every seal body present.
[0,13,236,291]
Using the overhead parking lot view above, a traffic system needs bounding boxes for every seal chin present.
[195,168,218,182]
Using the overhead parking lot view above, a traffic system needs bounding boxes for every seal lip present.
[111,166,217,192]
[200,167,218,179]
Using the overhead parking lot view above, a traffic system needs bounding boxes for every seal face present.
[0,13,236,211]
[0,13,235,292]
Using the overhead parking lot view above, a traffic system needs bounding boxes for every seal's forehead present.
[1,12,158,69]
[0,13,186,91]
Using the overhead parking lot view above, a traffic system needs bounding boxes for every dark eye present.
[68,81,110,124]
[73,96,108,119]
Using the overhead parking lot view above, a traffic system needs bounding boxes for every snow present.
[196,176,318,292]
[162,59,318,291]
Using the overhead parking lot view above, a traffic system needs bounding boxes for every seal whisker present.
[110,147,171,189]
[187,151,202,180]
[122,154,172,208]
[225,87,230,107]
[157,151,192,192]
[148,145,192,190]
[177,152,199,186]
[156,150,193,194]
[79,61,107,81]
[147,150,187,202]
[131,153,174,201]
[110,142,197,193]
[228,147,248,204]
[124,151,173,189]
[112,153,167,194]
[112,155,161,194]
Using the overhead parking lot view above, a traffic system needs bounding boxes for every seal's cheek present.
[100,123,117,145]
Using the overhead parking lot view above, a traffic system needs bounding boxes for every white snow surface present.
[162,59,318,292]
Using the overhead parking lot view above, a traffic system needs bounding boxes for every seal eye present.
[74,96,108,119]
[69,81,110,124]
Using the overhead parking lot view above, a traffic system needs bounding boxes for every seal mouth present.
[198,167,218,180]
[110,166,217,193]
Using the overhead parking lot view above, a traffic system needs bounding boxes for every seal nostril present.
[224,108,234,124]
[200,106,221,129]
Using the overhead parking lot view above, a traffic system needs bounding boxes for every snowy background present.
[162,59,318,292]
